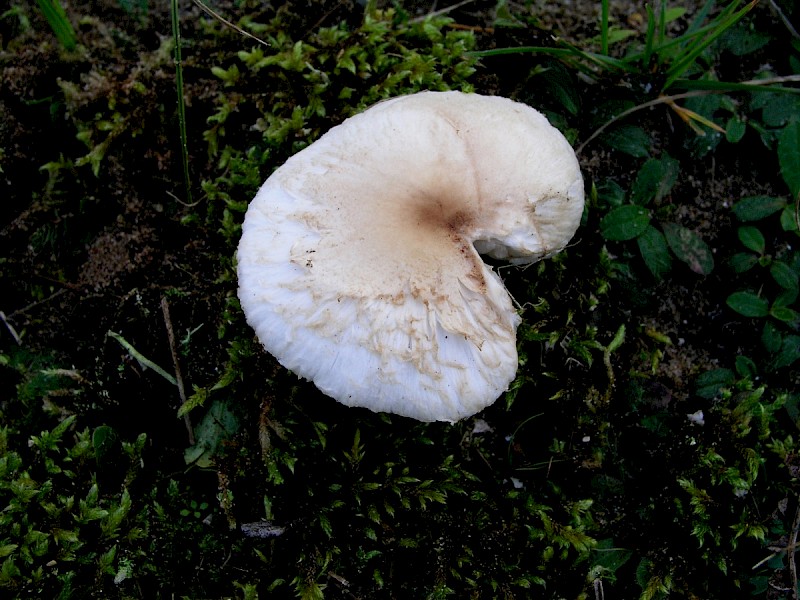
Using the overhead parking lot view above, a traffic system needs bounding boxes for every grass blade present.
[685,0,717,36]
[470,44,635,74]
[670,76,800,94]
[643,4,656,67]
[657,0,667,48]
[663,1,755,89]
[107,331,178,386]
[35,0,76,50]
[171,0,192,204]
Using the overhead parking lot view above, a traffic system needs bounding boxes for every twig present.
[448,23,494,33]
[577,75,800,155]
[192,0,270,48]
[8,287,67,318]
[166,189,203,209]
[161,296,195,445]
[0,311,22,344]
[410,0,478,23]
[305,0,350,36]
[752,539,800,569]
[770,0,800,39]
[577,90,714,154]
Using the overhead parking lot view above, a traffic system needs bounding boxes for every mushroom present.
[237,91,584,422]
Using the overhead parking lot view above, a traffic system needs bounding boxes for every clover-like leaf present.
[637,225,672,279]
[729,252,758,274]
[726,291,769,318]
[737,226,766,254]
[601,125,651,158]
[771,261,799,290]
[662,222,714,275]
[732,196,787,222]
[630,155,679,206]
[600,205,651,241]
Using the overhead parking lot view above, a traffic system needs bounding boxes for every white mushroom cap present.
[237,91,583,422]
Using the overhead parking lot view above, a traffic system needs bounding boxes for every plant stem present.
[161,296,195,446]
[577,75,800,155]
[171,0,192,204]
[192,0,270,48]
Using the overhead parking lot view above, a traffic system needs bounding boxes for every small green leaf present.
[662,223,714,275]
[729,252,758,273]
[541,63,580,115]
[716,21,770,57]
[696,368,735,398]
[762,321,783,353]
[664,6,686,21]
[591,538,632,577]
[737,226,765,254]
[629,155,680,206]
[734,355,757,379]
[779,120,800,198]
[102,489,132,539]
[601,125,651,158]
[210,64,241,87]
[726,291,769,317]
[98,545,118,576]
[771,335,800,370]
[771,306,800,323]
[336,55,357,75]
[781,205,799,232]
[771,261,799,290]
[607,324,626,353]
[762,95,800,128]
[178,386,209,418]
[600,26,638,45]
[0,556,21,584]
[53,528,80,544]
[318,513,333,538]
[596,179,626,208]
[600,205,651,241]
[733,196,787,221]
[92,425,118,466]
[637,225,672,278]
[725,117,746,143]
[80,506,109,522]
[774,288,799,308]
[184,400,240,468]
